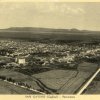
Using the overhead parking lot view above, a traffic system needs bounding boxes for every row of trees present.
[0,76,31,89]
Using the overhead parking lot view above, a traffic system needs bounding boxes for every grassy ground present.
[0,69,40,90]
[0,61,98,94]
[32,62,98,94]
[32,69,77,89]
[0,80,37,94]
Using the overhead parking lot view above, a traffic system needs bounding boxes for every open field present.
[0,80,36,94]
[32,62,99,94]
[0,61,99,94]
[0,69,40,90]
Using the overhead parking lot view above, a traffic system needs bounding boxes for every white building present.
[15,56,26,65]
[18,58,25,64]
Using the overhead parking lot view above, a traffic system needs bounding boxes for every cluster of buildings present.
[0,39,100,69]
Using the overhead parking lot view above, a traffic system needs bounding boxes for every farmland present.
[0,61,98,94]
[0,80,36,94]
[0,69,41,90]
[32,62,99,94]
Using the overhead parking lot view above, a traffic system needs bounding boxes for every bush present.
[0,76,6,80]
[7,77,15,83]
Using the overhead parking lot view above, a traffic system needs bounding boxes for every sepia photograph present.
[0,1,100,96]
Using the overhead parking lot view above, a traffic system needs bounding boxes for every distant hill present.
[0,27,90,33]
[0,27,100,43]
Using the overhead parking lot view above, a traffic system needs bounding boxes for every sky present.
[0,2,100,31]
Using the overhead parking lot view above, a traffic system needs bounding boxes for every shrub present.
[0,76,6,80]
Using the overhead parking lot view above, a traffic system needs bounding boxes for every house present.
[0,49,8,56]
[15,56,26,65]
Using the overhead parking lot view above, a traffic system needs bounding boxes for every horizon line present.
[0,26,99,32]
